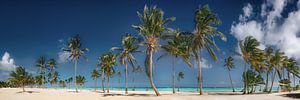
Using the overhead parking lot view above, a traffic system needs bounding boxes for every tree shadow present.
[281,93,300,98]
[16,91,39,94]
[102,93,155,97]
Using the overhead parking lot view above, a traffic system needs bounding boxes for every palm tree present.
[59,80,66,88]
[286,58,299,88]
[263,47,274,92]
[35,75,43,88]
[47,59,56,73]
[269,50,284,93]
[66,77,73,88]
[91,69,100,91]
[99,52,117,93]
[50,71,59,88]
[76,75,86,90]
[111,34,139,94]
[9,66,33,92]
[224,56,235,92]
[177,72,184,92]
[63,34,88,92]
[36,56,47,88]
[132,66,142,91]
[239,36,260,94]
[158,31,192,94]
[132,5,175,96]
[190,5,225,95]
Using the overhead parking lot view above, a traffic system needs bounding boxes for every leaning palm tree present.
[263,47,274,92]
[63,34,88,92]
[36,56,47,88]
[99,52,117,93]
[224,56,235,92]
[269,50,284,93]
[158,31,192,94]
[132,5,175,96]
[239,36,260,94]
[9,66,33,92]
[91,69,100,91]
[111,34,140,94]
[190,5,225,95]
[177,72,184,92]
[286,58,299,88]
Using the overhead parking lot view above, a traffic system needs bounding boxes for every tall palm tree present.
[91,69,100,91]
[190,5,225,95]
[224,56,235,92]
[177,72,184,92]
[239,36,260,94]
[36,56,47,88]
[63,34,88,92]
[111,34,139,94]
[99,52,117,93]
[158,31,192,94]
[269,50,284,93]
[132,5,175,96]
[9,66,33,92]
[263,47,274,92]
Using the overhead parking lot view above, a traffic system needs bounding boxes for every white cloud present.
[231,0,300,59]
[58,51,71,63]
[193,58,212,69]
[0,52,16,71]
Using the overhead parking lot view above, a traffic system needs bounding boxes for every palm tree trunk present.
[269,69,276,93]
[106,76,109,93]
[125,61,128,94]
[94,79,97,91]
[172,56,176,94]
[148,50,161,96]
[132,73,135,91]
[228,69,235,92]
[22,83,25,92]
[293,75,296,88]
[264,72,269,92]
[75,60,78,92]
[243,62,247,94]
[196,49,203,95]
[102,78,105,93]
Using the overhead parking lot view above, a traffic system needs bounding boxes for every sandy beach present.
[0,88,299,100]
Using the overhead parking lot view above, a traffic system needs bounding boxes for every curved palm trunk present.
[196,50,203,95]
[74,60,78,92]
[269,69,276,93]
[148,50,161,96]
[172,56,176,94]
[228,69,235,92]
[101,71,105,93]
[125,62,128,94]
[264,72,269,92]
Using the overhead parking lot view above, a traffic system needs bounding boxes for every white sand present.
[0,88,298,100]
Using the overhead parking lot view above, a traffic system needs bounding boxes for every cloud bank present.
[0,52,16,71]
[231,0,300,59]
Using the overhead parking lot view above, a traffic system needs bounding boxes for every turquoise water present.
[60,87,279,93]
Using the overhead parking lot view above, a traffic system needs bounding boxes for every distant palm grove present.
[1,5,300,96]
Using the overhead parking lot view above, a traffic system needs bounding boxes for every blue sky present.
[0,0,299,88]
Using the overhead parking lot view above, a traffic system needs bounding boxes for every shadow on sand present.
[16,91,39,94]
[102,93,155,97]
[281,93,300,98]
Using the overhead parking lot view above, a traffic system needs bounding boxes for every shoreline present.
[1,88,299,100]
